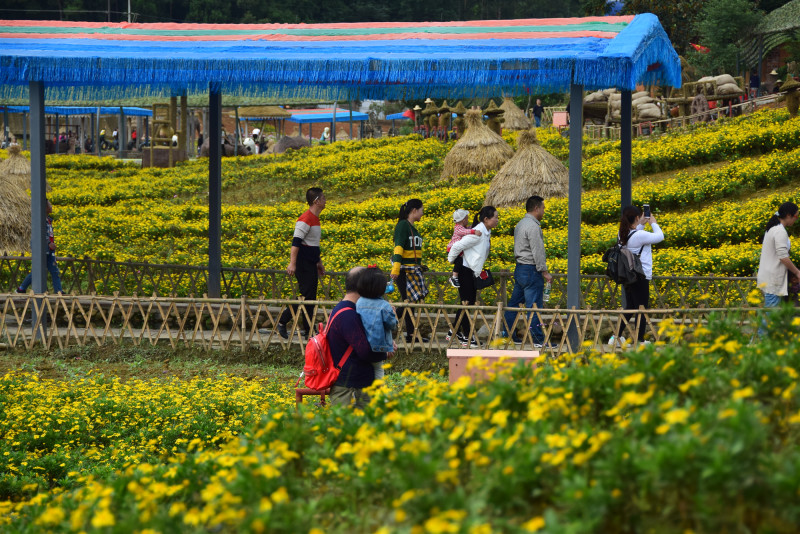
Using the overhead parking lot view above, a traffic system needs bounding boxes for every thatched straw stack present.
[438,100,452,129]
[484,129,568,207]
[781,79,800,117]
[0,144,32,191]
[453,101,467,134]
[484,100,505,136]
[440,109,514,181]
[0,168,31,253]
[499,97,531,130]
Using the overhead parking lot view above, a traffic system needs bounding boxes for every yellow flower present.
[90,509,116,528]
[522,516,546,532]
[732,387,755,400]
[663,408,690,425]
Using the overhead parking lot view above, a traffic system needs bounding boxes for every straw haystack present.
[438,100,452,129]
[453,101,467,134]
[440,109,514,181]
[0,144,31,191]
[0,175,31,253]
[781,79,800,117]
[484,129,568,207]
[336,129,350,140]
[499,97,531,130]
[484,100,505,136]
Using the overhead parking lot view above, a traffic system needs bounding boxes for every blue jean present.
[534,115,541,127]
[757,292,782,337]
[20,253,62,293]
[504,264,544,342]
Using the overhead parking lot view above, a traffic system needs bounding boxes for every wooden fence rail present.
[0,293,759,354]
[0,255,758,309]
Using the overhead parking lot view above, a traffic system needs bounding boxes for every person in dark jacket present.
[328,267,390,409]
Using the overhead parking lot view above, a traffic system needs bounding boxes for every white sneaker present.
[607,335,627,347]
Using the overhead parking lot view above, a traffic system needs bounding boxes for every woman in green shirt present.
[391,198,428,343]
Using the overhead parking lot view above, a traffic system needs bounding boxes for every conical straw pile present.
[484,129,568,207]
[440,109,514,181]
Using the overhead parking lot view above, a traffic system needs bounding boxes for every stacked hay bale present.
[440,109,514,181]
[0,145,32,252]
[484,129,568,208]
[499,97,531,130]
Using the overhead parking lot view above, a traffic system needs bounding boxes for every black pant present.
[456,263,477,337]
[395,268,420,337]
[618,277,650,342]
[279,259,318,332]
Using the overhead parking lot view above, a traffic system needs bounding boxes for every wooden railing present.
[0,293,759,353]
[0,255,758,309]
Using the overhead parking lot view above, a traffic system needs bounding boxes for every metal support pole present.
[23,111,28,150]
[234,106,240,155]
[118,107,125,158]
[208,88,222,298]
[30,81,48,337]
[620,90,632,210]
[566,84,584,352]
[95,108,101,156]
[332,103,337,142]
[3,105,8,145]
[54,114,60,154]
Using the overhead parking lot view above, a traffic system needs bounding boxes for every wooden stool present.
[295,387,331,408]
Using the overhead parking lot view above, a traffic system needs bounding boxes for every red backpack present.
[301,308,353,391]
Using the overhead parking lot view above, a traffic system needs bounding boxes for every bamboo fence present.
[0,293,759,354]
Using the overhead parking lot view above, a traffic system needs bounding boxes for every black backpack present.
[602,230,646,285]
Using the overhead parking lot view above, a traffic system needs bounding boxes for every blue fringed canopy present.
[0,15,681,102]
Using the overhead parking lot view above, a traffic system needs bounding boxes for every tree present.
[694,0,763,74]
[623,0,708,54]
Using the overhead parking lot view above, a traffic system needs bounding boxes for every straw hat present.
[484,129,568,207]
[440,109,514,181]
[424,98,434,103]
[438,100,452,113]
[413,105,422,111]
[499,97,531,130]
[453,101,467,115]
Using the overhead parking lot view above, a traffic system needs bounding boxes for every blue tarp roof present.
[0,105,152,116]
[386,112,412,120]
[0,15,680,102]
[286,108,369,124]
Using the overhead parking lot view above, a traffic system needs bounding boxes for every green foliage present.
[623,0,708,54]
[694,0,763,74]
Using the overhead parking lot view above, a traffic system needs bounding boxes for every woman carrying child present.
[355,266,398,380]
[446,209,482,288]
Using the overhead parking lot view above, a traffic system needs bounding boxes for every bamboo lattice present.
[0,293,759,353]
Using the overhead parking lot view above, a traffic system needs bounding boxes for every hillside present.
[2,108,798,279]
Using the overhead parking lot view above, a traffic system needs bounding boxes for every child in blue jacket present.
[355,266,397,379]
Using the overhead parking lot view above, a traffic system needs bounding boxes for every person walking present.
[17,200,63,295]
[277,187,326,340]
[328,267,390,409]
[757,202,800,335]
[532,99,544,128]
[390,199,429,343]
[447,206,499,348]
[503,196,553,348]
[608,206,664,346]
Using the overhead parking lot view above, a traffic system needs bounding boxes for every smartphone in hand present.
[643,204,651,218]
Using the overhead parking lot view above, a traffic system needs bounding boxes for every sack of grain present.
[633,96,655,107]
[714,74,736,86]
[717,82,743,95]
[637,103,660,114]
[698,76,714,83]
[633,91,650,99]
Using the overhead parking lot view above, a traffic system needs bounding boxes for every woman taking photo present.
[757,202,800,334]
[609,205,664,346]
[447,206,499,348]
[391,199,429,343]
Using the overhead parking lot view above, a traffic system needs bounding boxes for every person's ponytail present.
[398,198,423,222]
[472,206,497,228]
[762,202,799,242]
[619,205,642,245]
